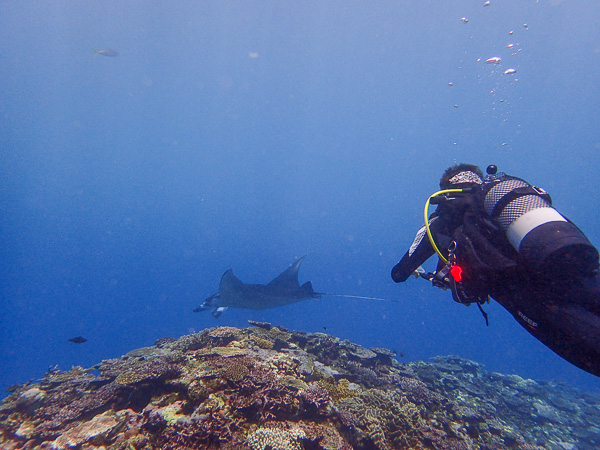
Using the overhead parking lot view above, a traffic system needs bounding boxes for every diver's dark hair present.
[439,163,484,188]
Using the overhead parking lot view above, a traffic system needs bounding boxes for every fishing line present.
[320,293,399,303]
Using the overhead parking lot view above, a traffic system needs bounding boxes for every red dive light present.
[450,265,463,282]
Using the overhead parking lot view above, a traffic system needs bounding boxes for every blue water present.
[2,0,600,396]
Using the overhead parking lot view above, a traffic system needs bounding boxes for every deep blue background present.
[2,0,600,396]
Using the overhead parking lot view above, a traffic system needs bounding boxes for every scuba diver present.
[392,163,600,377]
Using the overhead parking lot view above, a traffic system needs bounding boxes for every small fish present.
[460,17,469,23]
[68,336,87,344]
[503,68,517,75]
[484,1,490,6]
[92,48,119,57]
[485,57,502,64]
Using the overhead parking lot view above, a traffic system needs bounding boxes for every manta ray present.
[194,256,384,318]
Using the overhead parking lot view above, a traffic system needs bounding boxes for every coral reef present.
[1,324,600,449]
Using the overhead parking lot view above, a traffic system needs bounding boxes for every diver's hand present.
[412,266,425,279]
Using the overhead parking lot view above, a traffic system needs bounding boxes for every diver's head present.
[439,163,484,189]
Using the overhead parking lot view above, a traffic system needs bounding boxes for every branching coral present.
[317,378,357,402]
[195,355,252,383]
[399,376,444,407]
[336,408,361,430]
[115,360,182,385]
[154,336,177,347]
[39,382,122,429]
[299,383,331,416]
[247,425,306,450]
[209,326,244,339]
[153,409,244,449]
[344,361,383,386]
[43,366,94,385]
[298,421,352,450]
[251,326,292,346]
[229,365,300,422]
[338,388,426,449]
[251,335,275,350]
[279,375,308,391]
[207,326,245,347]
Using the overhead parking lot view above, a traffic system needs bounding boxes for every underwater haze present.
[2,0,600,396]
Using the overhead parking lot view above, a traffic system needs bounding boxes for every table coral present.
[51,411,118,448]
[212,346,249,357]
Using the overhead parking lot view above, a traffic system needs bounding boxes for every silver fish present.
[92,48,119,57]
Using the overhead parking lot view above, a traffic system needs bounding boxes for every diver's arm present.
[392,245,434,282]
[391,217,444,283]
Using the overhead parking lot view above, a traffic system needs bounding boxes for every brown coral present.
[115,360,182,385]
[51,411,119,448]
[251,325,292,345]
[299,383,332,416]
[252,335,275,349]
[212,346,249,357]
[247,425,306,450]
[154,336,176,347]
[207,326,245,346]
[229,364,300,422]
[0,325,594,449]
[317,378,357,402]
[338,388,426,449]
[153,409,244,448]
[209,326,243,339]
[399,376,444,407]
[299,421,352,450]
[195,355,252,382]
[279,375,308,391]
[39,381,122,429]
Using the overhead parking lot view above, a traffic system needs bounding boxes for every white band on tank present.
[506,207,566,250]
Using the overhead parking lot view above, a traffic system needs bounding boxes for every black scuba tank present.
[482,165,599,279]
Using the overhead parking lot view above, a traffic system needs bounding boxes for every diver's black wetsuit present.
[490,271,600,378]
[391,194,478,283]
[392,166,600,378]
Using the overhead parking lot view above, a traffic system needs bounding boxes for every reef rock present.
[1,324,600,449]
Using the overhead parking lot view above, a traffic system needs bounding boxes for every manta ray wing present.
[217,269,249,305]
[219,269,243,293]
[266,256,306,291]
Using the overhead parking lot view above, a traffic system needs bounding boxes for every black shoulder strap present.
[490,186,552,220]
[457,211,518,274]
